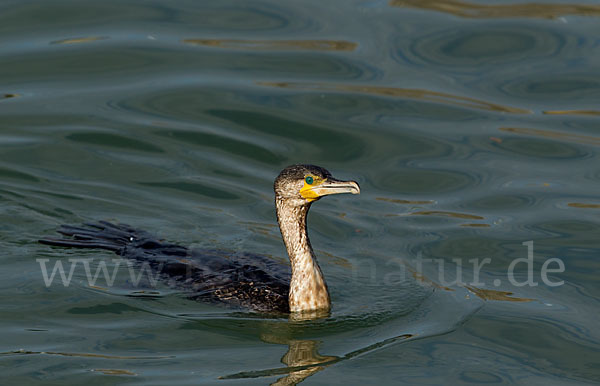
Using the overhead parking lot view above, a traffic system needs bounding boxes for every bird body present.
[40,165,360,315]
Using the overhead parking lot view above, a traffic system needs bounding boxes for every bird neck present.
[275,197,330,313]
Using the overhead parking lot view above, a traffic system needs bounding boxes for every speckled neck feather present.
[275,197,330,313]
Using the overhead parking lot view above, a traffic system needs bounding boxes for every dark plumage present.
[39,164,360,315]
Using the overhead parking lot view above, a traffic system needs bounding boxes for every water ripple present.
[400,24,564,72]
[375,169,475,195]
[154,129,284,164]
[50,36,108,45]
[568,202,600,209]
[259,81,530,113]
[182,39,357,52]
[409,210,484,220]
[544,109,600,116]
[1,93,19,100]
[66,132,164,153]
[390,0,600,19]
[499,127,600,147]
[499,73,600,102]
[491,136,589,159]
[207,109,366,162]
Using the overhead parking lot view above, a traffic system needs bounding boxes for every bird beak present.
[308,178,361,198]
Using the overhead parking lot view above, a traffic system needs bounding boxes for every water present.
[1,0,600,384]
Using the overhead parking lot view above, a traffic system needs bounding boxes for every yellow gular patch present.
[300,175,325,202]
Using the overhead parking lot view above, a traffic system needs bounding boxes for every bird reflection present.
[219,316,414,385]
[271,340,338,386]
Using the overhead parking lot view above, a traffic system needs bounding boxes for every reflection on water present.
[217,338,337,384]
[390,0,600,19]
[376,197,435,205]
[568,202,600,209]
[499,127,600,147]
[273,340,334,386]
[411,270,453,292]
[259,81,531,113]
[465,285,534,302]
[268,340,338,386]
[182,39,357,51]
[1,349,172,360]
[410,210,484,220]
[50,36,108,45]
[544,110,600,116]
[91,369,136,376]
[221,334,417,384]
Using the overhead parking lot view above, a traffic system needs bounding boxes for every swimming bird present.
[39,164,360,315]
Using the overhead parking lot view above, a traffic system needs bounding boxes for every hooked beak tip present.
[315,179,360,197]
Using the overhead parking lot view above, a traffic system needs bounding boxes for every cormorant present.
[39,164,360,315]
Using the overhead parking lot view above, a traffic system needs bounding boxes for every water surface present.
[1,0,599,384]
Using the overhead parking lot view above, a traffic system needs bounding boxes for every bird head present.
[274,164,360,206]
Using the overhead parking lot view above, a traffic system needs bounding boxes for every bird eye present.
[305,176,314,185]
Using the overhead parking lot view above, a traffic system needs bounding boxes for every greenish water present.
[2,0,600,384]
